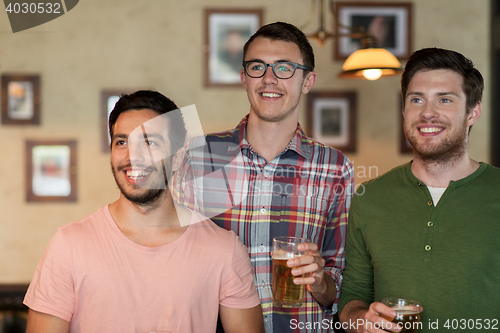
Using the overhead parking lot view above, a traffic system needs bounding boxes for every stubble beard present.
[404,120,468,164]
[111,163,166,207]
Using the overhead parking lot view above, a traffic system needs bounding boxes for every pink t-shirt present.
[24,206,260,333]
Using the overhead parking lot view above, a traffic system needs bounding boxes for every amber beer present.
[381,298,422,333]
[272,256,304,307]
[272,236,309,307]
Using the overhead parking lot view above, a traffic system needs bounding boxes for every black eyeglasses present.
[243,60,312,79]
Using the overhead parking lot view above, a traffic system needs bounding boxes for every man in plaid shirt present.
[174,22,354,332]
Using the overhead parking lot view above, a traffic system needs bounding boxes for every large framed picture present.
[306,91,357,153]
[26,140,77,202]
[204,8,262,87]
[1,74,40,125]
[334,2,412,60]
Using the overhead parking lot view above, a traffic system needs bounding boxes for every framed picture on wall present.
[306,91,357,153]
[1,74,41,125]
[334,2,412,60]
[204,8,262,87]
[26,140,77,202]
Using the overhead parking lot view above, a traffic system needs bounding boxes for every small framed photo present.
[306,91,357,153]
[1,74,40,125]
[334,2,412,60]
[101,90,132,152]
[26,140,77,202]
[204,8,262,87]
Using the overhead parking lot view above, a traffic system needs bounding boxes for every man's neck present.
[245,112,298,162]
[411,152,480,187]
[108,191,190,247]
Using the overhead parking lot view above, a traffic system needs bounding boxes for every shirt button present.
[264,171,269,178]
[260,208,266,214]
[427,221,433,227]
[425,245,431,251]
[427,201,433,206]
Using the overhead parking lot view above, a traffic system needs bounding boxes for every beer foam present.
[392,305,421,314]
[272,249,301,260]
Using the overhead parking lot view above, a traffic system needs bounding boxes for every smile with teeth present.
[261,92,282,98]
[419,127,444,133]
[125,169,151,180]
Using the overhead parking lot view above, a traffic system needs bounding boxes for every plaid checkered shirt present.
[173,115,354,333]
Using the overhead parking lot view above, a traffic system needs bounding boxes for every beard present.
[111,161,169,207]
[404,119,468,163]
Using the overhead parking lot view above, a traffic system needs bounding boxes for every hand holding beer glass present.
[272,236,310,307]
[380,298,422,333]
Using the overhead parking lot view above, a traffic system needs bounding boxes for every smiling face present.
[403,69,481,162]
[240,37,316,124]
[110,109,172,206]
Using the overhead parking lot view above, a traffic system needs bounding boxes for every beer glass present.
[381,298,422,333]
[272,236,309,307]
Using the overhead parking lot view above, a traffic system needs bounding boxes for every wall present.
[0,0,490,282]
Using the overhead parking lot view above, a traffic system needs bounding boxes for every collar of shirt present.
[226,114,313,161]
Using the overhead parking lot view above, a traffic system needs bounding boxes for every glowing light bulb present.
[362,69,383,80]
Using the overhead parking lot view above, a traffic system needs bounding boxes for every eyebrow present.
[407,91,460,97]
[247,58,293,64]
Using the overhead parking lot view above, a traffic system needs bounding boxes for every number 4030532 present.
[5,2,61,14]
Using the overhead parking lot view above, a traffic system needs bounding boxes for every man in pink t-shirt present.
[24,90,264,333]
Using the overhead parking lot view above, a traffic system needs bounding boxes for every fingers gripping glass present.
[243,60,312,79]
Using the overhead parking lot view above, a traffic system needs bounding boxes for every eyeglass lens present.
[245,61,298,79]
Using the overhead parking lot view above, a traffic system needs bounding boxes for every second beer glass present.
[272,236,309,307]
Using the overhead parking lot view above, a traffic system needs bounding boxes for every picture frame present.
[101,89,137,152]
[306,91,357,153]
[26,140,77,202]
[1,74,41,125]
[204,8,262,87]
[334,2,412,60]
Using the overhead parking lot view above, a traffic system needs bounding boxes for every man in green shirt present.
[338,47,500,333]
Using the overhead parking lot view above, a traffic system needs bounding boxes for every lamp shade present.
[339,48,403,80]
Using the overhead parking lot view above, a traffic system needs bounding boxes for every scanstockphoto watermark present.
[290,319,422,331]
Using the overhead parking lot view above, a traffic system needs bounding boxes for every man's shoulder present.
[359,162,410,192]
[189,213,238,243]
[57,205,109,236]
[300,134,351,165]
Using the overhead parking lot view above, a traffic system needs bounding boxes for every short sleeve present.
[23,230,75,322]
[219,232,260,309]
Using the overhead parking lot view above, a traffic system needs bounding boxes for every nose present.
[128,137,149,166]
[420,102,439,120]
[262,64,278,84]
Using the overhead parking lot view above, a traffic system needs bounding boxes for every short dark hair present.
[109,90,187,153]
[242,21,315,72]
[401,47,483,113]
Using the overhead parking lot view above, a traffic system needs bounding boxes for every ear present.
[467,102,482,127]
[171,147,186,172]
[240,69,248,91]
[301,71,317,94]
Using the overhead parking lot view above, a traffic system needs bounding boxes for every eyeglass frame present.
[242,60,313,79]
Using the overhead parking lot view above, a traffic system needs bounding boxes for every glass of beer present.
[272,236,309,307]
[381,298,422,333]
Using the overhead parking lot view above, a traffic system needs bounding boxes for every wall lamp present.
[302,0,402,80]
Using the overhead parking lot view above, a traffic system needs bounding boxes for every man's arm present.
[26,309,70,333]
[340,300,400,333]
[219,304,264,333]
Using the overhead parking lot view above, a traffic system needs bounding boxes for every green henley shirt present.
[339,162,500,332]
